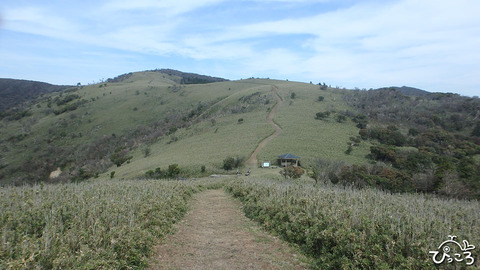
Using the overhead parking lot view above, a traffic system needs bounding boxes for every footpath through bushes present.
[0,178,224,269]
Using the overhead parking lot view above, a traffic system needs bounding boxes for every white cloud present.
[100,0,224,17]
[1,0,479,94]
[4,6,81,39]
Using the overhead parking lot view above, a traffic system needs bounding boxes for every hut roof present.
[278,153,300,159]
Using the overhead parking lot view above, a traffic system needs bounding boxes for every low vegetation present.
[0,178,224,269]
[226,178,480,269]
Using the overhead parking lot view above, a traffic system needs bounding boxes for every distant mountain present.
[106,69,228,85]
[0,78,70,111]
[152,69,228,84]
[376,86,430,96]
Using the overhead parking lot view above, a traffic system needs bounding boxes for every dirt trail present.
[245,86,283,167]
[149,189,308,270]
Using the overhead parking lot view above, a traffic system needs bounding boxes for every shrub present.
[310,158,345,185]
[368,127,406,146]
[336,114,347,123]
[56,94,80,106]
[145,165,181,179]
[349,136,361,144]
[317,96,324,102]
[352,114,368,129]
[472,122,480,137]
[145,168,166,179]
[110,148,133,167]
[223,157,235,171]
[280,165,304,179]
[315,111,330,120]
[167,164,180,178]
[337,164,414,193]
[369,145,396,162]
[222,156,244,171]
[408,128,420,136]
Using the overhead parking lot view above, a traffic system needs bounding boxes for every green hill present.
[0,71,370,185]
[0,78,69,112]
[1,70,479,199]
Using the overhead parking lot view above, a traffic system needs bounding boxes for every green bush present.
[315,111,330,120]
[472,122,480,137]
[367,127,406,146]
[280,165,304,179]
[222,156,244,171]
[352,114,368,129]
[336,114,347,123]
[110,148,133,167]
[167,164,180,178]
[223,157,235,170]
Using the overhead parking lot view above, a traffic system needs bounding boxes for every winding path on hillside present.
[149,189,308,269]
[245,86,283,168]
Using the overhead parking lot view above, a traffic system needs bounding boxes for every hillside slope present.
[0,71,369,185]
[1,70,479,199]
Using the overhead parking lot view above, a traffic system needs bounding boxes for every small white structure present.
[262,161,271,168]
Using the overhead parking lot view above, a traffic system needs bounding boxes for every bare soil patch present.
[149,189,309,270]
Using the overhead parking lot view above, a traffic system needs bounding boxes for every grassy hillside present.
[1,71,372,185]
[256,80,371,165]
[1,70,479,200]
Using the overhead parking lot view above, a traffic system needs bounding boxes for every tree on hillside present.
[222,156,245,171]
[472,122,480,137]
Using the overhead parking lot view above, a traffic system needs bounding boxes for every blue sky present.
[1,0,479,96]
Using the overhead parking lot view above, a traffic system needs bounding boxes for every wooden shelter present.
[278,153,300,167]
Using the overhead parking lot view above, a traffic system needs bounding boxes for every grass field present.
[226,177,480,269]
[0,178,225,269]
[256,81,371,167]
[109,110,274,179]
